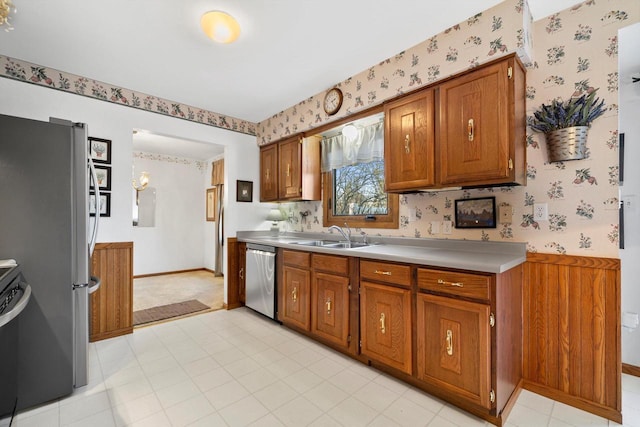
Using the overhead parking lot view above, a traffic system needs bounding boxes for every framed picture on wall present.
[236,180,253,202]
[454,197,496,229]
[89,137,111,164]
[91,165,112,191]
[89,192,111,217]
[206,188,217,222]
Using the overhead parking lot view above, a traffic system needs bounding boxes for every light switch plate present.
[442,220,452,234]
[430,221,441,234]
[499,204,513,224]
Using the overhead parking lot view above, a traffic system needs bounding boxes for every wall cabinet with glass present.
[259,135,321,202]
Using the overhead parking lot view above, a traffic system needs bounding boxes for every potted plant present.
[530,89,606,162]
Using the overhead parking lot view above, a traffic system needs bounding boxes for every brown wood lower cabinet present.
[90,242,133,342]
[282,264,311,331]
[416,293,491,408]
[311,271,350,347]
[360,280,412,375]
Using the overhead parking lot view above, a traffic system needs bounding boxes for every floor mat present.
[133,299,210,326]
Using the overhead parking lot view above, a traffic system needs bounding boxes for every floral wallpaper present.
[133,151,207,172]
[0,55,257,136]
[262,0,639,258]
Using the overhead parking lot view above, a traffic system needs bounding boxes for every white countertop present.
[237,231,526,274]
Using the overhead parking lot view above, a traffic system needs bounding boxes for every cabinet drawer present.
[283,250,310,268]
[312,254,349,276]
[360,260,411,288]
[417,268,491,300]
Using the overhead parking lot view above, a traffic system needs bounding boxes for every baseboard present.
[623,363,640,377]
[134,268,211,279]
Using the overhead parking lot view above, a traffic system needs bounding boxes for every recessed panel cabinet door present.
[360,281,412,374]
[278,137,302,199]
[311,272,350,348]
[416,293,492,409]
[260,144,278,202]
[438,60,511,185]
[384,89,436,191]
[282,265,311,331]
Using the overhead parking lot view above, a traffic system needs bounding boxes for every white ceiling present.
[1,0,584,158]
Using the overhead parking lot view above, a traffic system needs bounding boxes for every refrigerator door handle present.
[88,157,100,257]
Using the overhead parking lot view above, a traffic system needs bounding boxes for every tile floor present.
[3,307,640,427]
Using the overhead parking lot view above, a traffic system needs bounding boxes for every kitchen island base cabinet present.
[360,281,412,375]
[416,293,491,409]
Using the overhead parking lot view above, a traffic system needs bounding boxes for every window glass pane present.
[333,160,387,216]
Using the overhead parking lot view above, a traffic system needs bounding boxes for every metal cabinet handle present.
[286,163,291,177]
[291,286,297,303]
[265,168,270,181]
[326,298,331,315]
[374,270,391,276]
[404,134,410,154]
[380,312,386,334]
[438,279,464,287]
[239,267,244,280]
[468,118,474,141]
[446,329,453,356]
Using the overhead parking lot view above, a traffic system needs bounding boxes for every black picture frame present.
[91,165,112,191]
[454,197,496,229]
[236,180,253,202]
[89,192,111,217]
[89,137,111,164]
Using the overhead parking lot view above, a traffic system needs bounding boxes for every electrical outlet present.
[430,221,441,234]
[409,208,417,222]
[442,220,452,234]
[533,203,548,221]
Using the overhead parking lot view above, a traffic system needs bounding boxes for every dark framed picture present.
[89,192,111,217]
[91,165,112,191]
[236,180,253,202]
[454,197,496,229]
[89,137,111,164]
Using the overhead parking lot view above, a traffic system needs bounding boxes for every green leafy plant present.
[530,89,606,133]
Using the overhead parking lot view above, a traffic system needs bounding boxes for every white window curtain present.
[321,121,384,172]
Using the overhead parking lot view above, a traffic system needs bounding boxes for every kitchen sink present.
[292,240,373,249]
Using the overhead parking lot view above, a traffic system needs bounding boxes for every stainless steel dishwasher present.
[245,244,276,320]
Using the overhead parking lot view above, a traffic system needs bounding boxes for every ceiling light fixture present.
[200,11,240,44]
[0,0,16,32]
[342,124,359,142]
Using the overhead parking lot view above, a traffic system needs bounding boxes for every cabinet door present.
[384,89,436,191]
[360,281,412,374]
[278,137,302,199]
[282,265,310,331]
[438,60,511,185]
[238,242,246,304]
[311,272,350,348]
[416,293,492,409]
[260,144,278,201]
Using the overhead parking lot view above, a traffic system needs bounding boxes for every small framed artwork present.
[454,197,496,229]
[206,188,217,222]
[236,180,253,202]
[90,192,111,217]
[91,165,112,191]
[89,137,111,164]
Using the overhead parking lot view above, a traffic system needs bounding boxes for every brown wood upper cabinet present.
[383,54,525,192]
[260,143,278,201]
[259,134,321,202]
[438,55,526,187]
[384,88,436,192]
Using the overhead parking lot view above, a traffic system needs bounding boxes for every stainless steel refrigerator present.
[0,114,100,411]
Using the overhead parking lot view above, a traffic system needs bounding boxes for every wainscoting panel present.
[523,253,621,423]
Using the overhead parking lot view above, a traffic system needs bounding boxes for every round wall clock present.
[323,87,343,116]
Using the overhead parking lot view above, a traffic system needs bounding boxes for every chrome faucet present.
[328,223,351,244]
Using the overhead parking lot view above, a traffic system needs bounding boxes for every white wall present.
[619,23,640,366]
[132,153,207,276]
[0,77,263,303]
